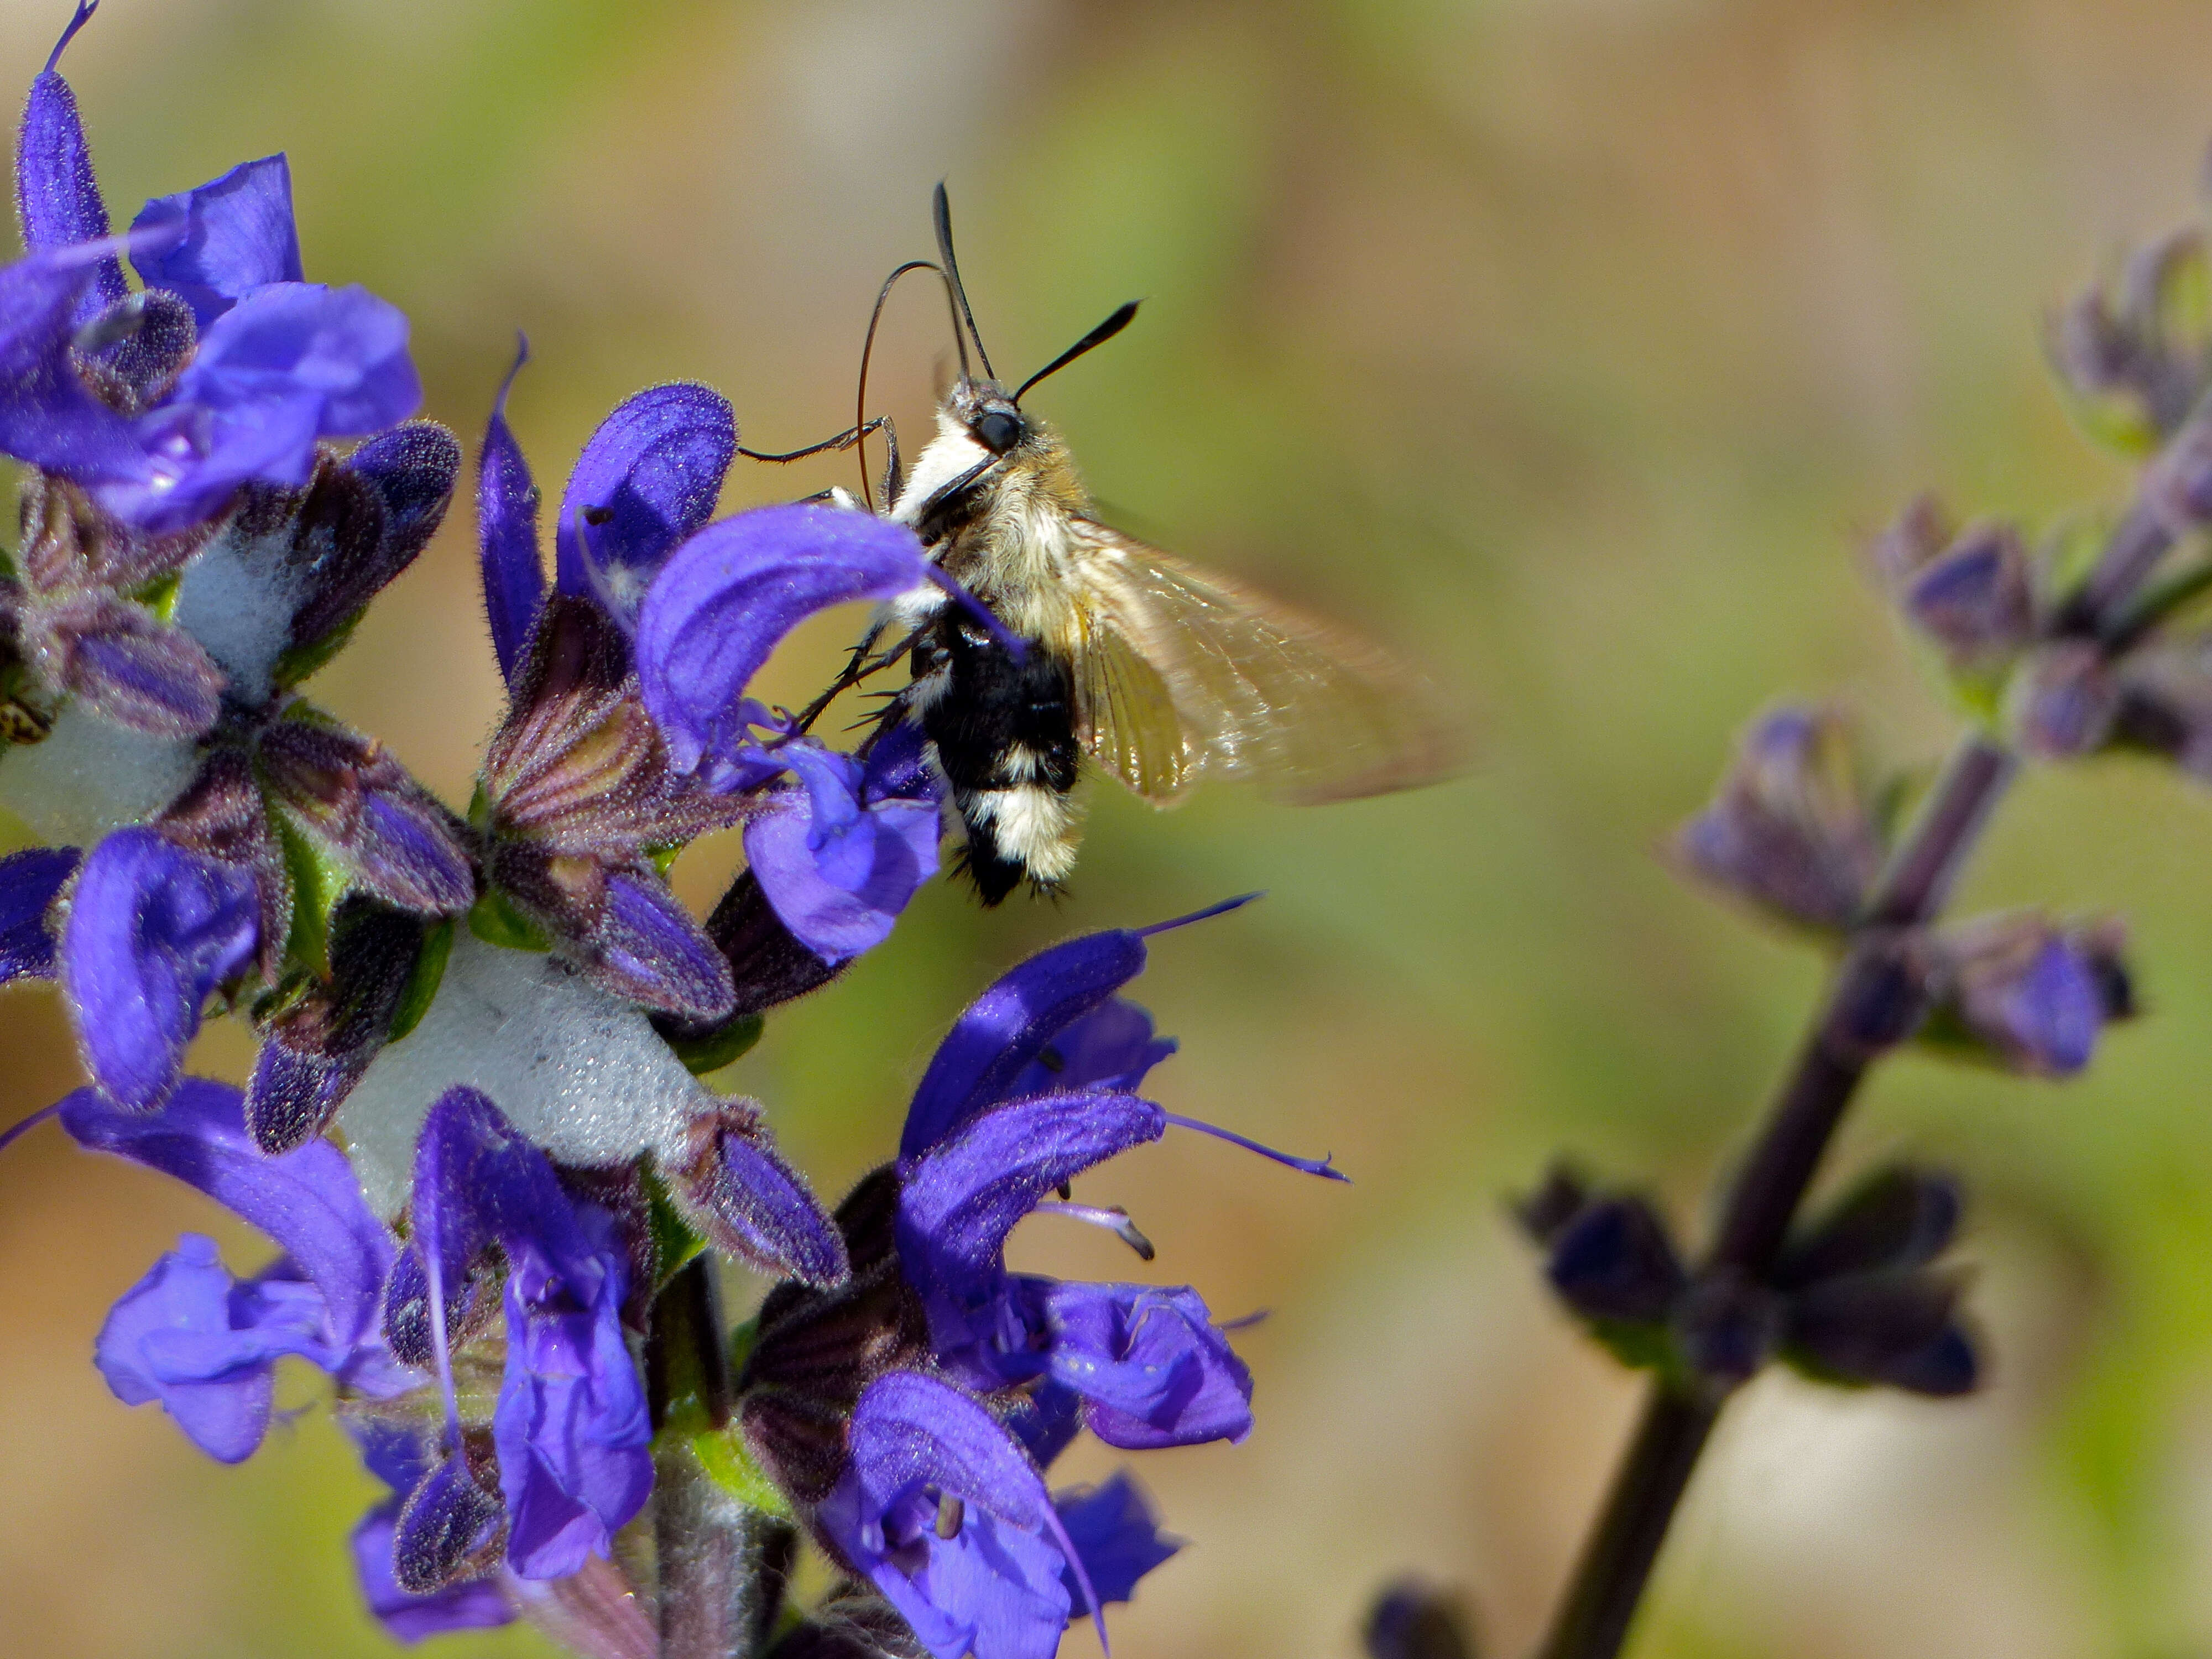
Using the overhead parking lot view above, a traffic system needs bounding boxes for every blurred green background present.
[8,1,2212,1655]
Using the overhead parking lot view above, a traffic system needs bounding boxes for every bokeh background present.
[7,1,2212,1655]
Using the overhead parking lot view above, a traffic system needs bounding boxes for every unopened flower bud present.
[2012,639,2121,759]
[1364,1579,1478,1659]
[1922,911,2132,1077]
[1676,705,1882,931]
[2048,228,2212,448]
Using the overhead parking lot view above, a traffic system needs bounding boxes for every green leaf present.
[271,604,366,690]
[665,1013,764,1077]
[467,885,552,951]
[277,818,353,978]
[389,918,454,1042]
[646,1171,708,1292]
[692,1425,791,1519]
[132,570,182,623]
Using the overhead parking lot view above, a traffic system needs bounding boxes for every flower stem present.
[1535,733,2016,1659]
[648,1256,791,1659]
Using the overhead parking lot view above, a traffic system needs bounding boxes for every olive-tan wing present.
[1068,519,1463,805]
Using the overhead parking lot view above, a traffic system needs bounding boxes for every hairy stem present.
[647,1256,787,1659]
[1536,733,2017,1659]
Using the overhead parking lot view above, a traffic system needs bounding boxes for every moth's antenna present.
[855,258,959,512]
[932,181,996,383]
[1014,301,1141,405]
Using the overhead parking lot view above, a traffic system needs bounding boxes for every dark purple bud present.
[246,900,429,1152]
[576,869,733,1022]
[1515,1163,1592,1248]
[1671,1269,1782,1389]
[283,421,460,659]
[1824,930,1933,1057]
[1898,520,2036,671]
[17,3,129,327]
[1786,1271,1978,1397]
[1775,1166,1961,1291]
[392,1449,508,1595]
[1545,1196,1687,1327]
[1675,705,1881,932]
[2048,229,2212,444]
[0,844,77,982]
[2012,640,2120,759]
[1867,493,1952,591]
[1364,1579,1478,1659]
[45,592,225,736]
[128,154,304,331]
[258,717,475,916]
[478,338,543,686]
[555,383,736,632]
[671,1101,849,1286]
[1926,911,2124,1077]
[2142,408,2212,531]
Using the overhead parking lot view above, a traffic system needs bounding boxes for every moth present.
[799,187,1462,904]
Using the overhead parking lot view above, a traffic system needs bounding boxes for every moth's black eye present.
[974,410,1023,453]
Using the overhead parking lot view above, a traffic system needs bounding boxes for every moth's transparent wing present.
[1069,520,1464,804]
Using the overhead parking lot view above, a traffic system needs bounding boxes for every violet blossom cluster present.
[0,11,1343,1658]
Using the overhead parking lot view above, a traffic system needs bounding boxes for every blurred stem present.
[649,1256,789,1659]
[1535,733,2016,1659]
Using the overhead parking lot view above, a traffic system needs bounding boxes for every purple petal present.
[901,931,1151,1162]
[587,871,734,1022]
[821,1371,1093,1659]
[478,338,544,685]
[635,504,930,792]
[896,1092,1166,1319]
[102,282,421,534]
[554,383,735,630]
[673,1107,849,1286]
[410,1089,654,1577]
[0,246,152,480]
[743,753,942,966]
[1004,1383,1084,1473]
[352,1499,518,1644]
[128,154,303,330]
[61,829,259,1112]
[59,1077,398,1344]
[493,1272,654,1579]
[94,1235,276,1462]
[1055,1472,1180,1611]
[1041,1282,1253,1450]
[0,844,78,982]
[1003,998,1176,1103]
[16,5,128,326]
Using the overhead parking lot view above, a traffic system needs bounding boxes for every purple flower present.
[890,907,1335,1449]
[1927,912,2132,1077]
[347,1422,520,1642]
[3,7,421,532]
[61,827,258,1112]
[744,724,945,963]
[819,1371,1100,1659]
[635,502,931,792]
[401,1087,653,1580]
[1677,705,1883,932]
[57,1077,410,1457]
[0,844,77,982]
